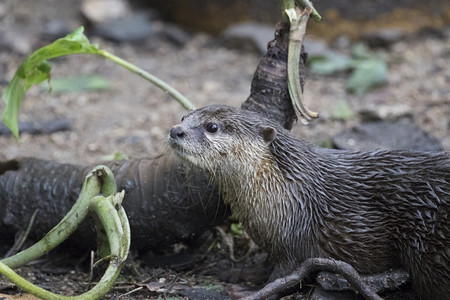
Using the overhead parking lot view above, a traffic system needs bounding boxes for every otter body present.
[168,105,450,299]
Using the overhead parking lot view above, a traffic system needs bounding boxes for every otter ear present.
[259,126,277,144]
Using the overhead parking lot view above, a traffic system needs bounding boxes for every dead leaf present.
[142,282,165,292]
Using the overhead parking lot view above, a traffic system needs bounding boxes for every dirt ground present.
[0,0,449,299]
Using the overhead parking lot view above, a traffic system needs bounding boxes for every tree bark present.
[242,22,307,130]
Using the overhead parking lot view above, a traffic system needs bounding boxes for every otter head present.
[167,105,277,174]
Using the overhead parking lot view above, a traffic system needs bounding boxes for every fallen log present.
[0,155,228,252]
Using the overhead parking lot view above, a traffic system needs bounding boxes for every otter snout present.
[169,125,186,139]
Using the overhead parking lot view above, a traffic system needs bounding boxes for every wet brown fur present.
[168,104,450,299]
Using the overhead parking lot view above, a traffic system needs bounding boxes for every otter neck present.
[213,139,324,264]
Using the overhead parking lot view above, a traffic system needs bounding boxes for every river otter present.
[167,104,450,299]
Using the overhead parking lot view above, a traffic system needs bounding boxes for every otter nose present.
[169,125,186,139]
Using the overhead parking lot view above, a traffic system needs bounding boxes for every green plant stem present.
[286,6,319,124]
[0,193,130,300]
[99,50,194,110]
[0,166,130,300]
[295,0,322,22]
[1,167,105,268]
[0,262,63,300]
[282,0,295,23]
[1,26,194,138]
[282,0,322,22]
[1,166,117,268]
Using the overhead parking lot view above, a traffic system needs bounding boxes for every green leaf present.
[2,26,193,139]
[319,137,334,149]
[351,43,376,60]
[101,152,129,161]
[309,54,352,75]
[346,59,388,95]
[202,283,226,292]
[332,100,353,121]
[1,26,100,138]
[230,223,244,235]
[308,43,388,95]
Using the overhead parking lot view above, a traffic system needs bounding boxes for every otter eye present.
[205,122,219,133]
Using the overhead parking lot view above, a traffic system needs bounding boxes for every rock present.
[332,119,443,152]
[0,119,71,136]
[332,100,354,121]
[332,35,351,50]
[42,20,74,40]
[0,28,33,54]
[81,0,154,43]
[304,37,352,62]
[92,12,155,42]
[220,22,273,54]
[362,28,408,48]
[304,38,332,56]
[81,0,131,23]
[444,26,450,39]
[153,22,191,47]
[0,2,7,18]
[306,38,353,75]
[417,26,448,39]
[359,103,413,122]
[81,0,159,43]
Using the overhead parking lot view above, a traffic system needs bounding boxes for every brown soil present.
[0,0,448,299]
